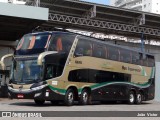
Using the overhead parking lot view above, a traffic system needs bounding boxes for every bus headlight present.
[30,81,47,91]
[31,84,47,91]
[30,81,47,89]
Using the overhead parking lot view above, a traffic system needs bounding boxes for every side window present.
[120,49,131,63]
[88,70,131,83]
[48,34,75,53]
[132,52,142,65]
[94,71,114,83]
[45,64,63,79]
[74,39,92,57]
[45,65,56,79]
[143,54,148,66]
[93,43,106,59]
[107,46,119,61]
[68,69,88,82]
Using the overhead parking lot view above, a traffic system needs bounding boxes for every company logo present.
[1,112,42,118]
[19,85,23,91]
[2,112,11,117]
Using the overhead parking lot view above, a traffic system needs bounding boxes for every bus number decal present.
[52,81,58,85]
[75,60,82,64]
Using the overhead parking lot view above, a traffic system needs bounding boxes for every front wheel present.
[79,89,90,105]
[34,100,45,105]
[64,89,75,106]
[128,91,135,104]
[135,92,142,104]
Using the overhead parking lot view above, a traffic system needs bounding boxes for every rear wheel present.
[128,91,135,104]
[79,89,90,105]
[135,92,142,104]
[34,100,45,105]
[64,89,75,106]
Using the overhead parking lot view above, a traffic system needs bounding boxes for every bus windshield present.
[16,33,51,55]
[11,59,42,84]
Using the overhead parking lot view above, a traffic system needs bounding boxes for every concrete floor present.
[0,98,160,119]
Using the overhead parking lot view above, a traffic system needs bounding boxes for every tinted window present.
[74,39,92,57]
[68,69,131,83]
[45,64,64,80]
[107,46,119,61]
[89,70,113,83]
[89,70,131,83]
[68,69,88,82]
[93,43,106,58]
[148,55,155,67]
[16,34,51,50]
[142,54,148,66]
[132,52,142,65]
[48,34,75,53]
[16,33,51,55]
[120,49,131,63]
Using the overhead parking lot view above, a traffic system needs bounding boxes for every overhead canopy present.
[0,2,48,41]
[27,0,160,40]
[0,15,43,41]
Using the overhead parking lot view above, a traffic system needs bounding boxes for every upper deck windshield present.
[16,33,51,55]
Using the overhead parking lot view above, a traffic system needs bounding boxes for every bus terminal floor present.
[0,98,159,111]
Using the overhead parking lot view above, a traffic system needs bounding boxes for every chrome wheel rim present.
[137,94,142,103]
[130,94,134,103]
[68,92,74,103]
[83,92,88,103]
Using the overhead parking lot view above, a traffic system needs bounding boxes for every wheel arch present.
[66,86,79,101]
[81,87,91,95]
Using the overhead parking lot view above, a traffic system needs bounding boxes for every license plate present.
[17,94,24,98]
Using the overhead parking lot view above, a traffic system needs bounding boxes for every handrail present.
[0,54,13,70]
[37,51,58,65]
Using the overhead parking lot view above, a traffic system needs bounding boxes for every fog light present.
[46,92,49,97]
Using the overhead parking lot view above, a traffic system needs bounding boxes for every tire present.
[50,100,59,105]
[64,89,75,106]
[128,91,135,104]
[79,89,91,105]
[34,100,45,105]
[135,92,142,104]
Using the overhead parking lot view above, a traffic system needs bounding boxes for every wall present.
[155,54,160,101]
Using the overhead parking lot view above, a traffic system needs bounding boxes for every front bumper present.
[8,85,64,100]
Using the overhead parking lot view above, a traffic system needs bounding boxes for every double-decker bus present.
[6,31,155,106]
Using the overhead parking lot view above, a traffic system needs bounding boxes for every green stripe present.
[91,81,150,90]
[48,85,66,94]
[48,81,151,95]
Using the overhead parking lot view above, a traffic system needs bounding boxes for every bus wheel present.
[128,91,135,104]
[34,100,45,105]
[79,89,90,105]
[135,92,142,104]
[64,89,75,106]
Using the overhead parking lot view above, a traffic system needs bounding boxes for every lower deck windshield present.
[11,59,42,84]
